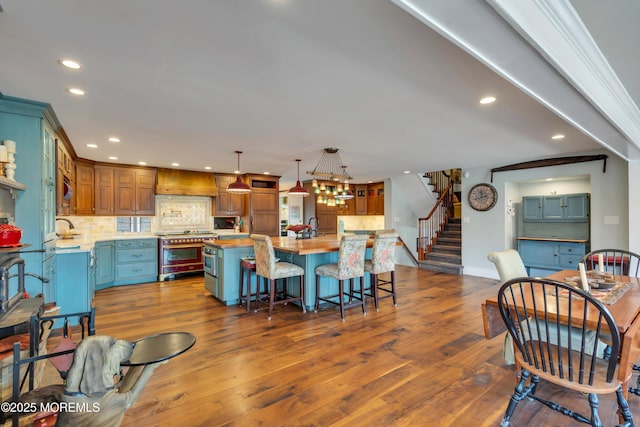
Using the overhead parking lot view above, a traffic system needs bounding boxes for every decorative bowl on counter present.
[0,224,22,246]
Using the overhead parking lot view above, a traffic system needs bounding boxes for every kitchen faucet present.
[56,218,75,230]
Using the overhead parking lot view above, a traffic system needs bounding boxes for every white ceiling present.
[0,0,638,188]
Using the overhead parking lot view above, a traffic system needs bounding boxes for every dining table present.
[482,269,640,399]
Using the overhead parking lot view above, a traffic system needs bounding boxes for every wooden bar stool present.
[238,258,257,312]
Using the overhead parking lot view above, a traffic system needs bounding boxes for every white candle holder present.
[4,151,16,181]
[2,140,16,154]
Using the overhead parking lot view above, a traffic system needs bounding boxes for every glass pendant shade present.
[288,159,309,197]
[227,151,252,193]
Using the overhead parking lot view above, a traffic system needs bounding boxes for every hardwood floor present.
[44,266,639,426]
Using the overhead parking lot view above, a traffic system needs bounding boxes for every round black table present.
[121,331,195,366]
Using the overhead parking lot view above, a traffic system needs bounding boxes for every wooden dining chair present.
[497,277,634,426]
[580,249,640,277]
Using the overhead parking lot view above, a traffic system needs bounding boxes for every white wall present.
[461,149,629,279]
[386,174,438,266]
[630,160,640,254]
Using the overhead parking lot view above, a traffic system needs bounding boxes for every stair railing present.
[417,173,454,261]
[423,170,450,195]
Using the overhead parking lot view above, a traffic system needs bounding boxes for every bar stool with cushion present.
[363,231,399,310]
[314,234,368,321]
[251,234,306,320]
[238,258,257,312]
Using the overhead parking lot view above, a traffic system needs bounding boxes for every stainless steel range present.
[157,230,218,281]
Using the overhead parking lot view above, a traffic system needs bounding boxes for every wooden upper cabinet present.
[75,161,95,215]
[135,168,157,215]
[55,139,76,215]
[247,175,279,236]
[114,168,136,215]
[94,166,115,215]
[366,182,384,215]
[95,165,156,216]
[354,184,367,215]
[214,174,245,216]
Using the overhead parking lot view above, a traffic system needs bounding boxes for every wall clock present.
[468,183,498,211]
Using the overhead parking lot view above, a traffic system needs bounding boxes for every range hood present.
[156,168,218,197]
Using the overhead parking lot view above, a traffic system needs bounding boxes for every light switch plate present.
[604,216,620,225]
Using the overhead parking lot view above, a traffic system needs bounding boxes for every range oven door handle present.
[162,243,205,250]
[202,252,216,260]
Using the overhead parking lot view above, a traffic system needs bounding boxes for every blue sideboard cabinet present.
[518,239,587,276]
[55,250,95,325]
[113,238,158,286]
[0,95,58,299]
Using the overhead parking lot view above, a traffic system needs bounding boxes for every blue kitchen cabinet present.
[0,95,59,298]
[55,250,95,325]
[522,193,589,222]
[522,196,543,221]
[562,193,590,220]
[95,240,115,290]
[541,195,564,220]
[541,194,588,220]
[113,238,158,286]
[214,245,253,303]
[518,239,587,276]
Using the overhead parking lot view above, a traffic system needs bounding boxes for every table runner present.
[556,278,635,305]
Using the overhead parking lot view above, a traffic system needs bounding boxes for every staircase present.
[417,218,463,274]
[417,169,463,275]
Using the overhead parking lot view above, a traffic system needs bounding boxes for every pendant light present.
[288,159,309,197]
[227,151,252,193]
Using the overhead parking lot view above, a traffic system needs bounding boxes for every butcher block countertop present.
[517,237,588,243]
[205,234,396,255]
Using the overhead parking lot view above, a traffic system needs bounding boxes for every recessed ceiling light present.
[404,170,411,174]
[59,59,82,70]
[171,162,179,167]
[138,161,147,166]
[108,156,118,160]
[108,137,120,143]
[67,88,85,96]
[480,96,496,104]
[204,166,212,170]
[263,172,270,175]
[551,134,565,140]
[86,143,98,148]
[546,178,553,181]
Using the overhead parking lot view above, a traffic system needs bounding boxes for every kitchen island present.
[204,234,397,309]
